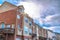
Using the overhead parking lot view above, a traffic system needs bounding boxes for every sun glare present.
[18,2,43,19]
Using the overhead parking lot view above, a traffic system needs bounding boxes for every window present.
[6,25,10,28]
[12,24,14,28]
[24,17,28,23]
[29,22,32,26]
[19,8,24,13]
[17,15,20,19]
[24,25,28,34]
[29,29,32,35]
[1,23,5,28]
[29,29,32,33]
[18,25,20,30]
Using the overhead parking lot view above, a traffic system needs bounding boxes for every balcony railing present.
[0,28,15,34]
[32,33,37,37]
[29,33,32,35]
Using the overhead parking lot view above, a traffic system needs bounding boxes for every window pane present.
[24,25,28,34]
[29,29,32,33]
[18,25,20,29]
[29,29,32,35]
[6,25,10,28]
[12,24,14,28]
[19,8,24,13]
[24,17,28,23]
[1,23,5,28]
[29,22,32,26]
[17,15,20,19]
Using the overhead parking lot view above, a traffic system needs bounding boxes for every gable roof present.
[0,1,17,13]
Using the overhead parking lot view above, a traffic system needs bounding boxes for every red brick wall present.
[0,9,17,40]
[0,9,17,26]
[16,11,24,30]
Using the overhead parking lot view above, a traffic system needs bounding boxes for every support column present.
[14,33,16,40]
[6,34,8,40]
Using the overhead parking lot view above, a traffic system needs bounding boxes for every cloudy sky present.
[0,0,60,33]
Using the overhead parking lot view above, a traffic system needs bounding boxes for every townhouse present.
[47,30,57,40]
[34,24,48,40]
[0,1,34,40]
[0,1,60,40]
[0,1,24,40]
[38,25,43,40]
[47,30,53,40]
[52,32,56,40]
[42,28,47,40]
[55,33,60,40]
[35,24,39,40]
[22,13,33,40]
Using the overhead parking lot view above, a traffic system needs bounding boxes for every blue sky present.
[0,0,60,33]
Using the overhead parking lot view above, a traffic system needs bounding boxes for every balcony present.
[32,33,37,37]
[0,28,15,34]
[29,33,32,35]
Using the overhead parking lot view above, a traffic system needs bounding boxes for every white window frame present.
[6,24,10,28]
[17,15,20,19]
[12,24,14,28]
[24,25,29,34]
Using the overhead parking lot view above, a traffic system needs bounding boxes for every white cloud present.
[19,0,60,33]
[44,14,60,26]
[0,4,1,6]
[18,2,44,19]
[43,26,60,32]
[45,15,54,22]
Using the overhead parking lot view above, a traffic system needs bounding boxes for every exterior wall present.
[16,11,23,36]
[55,33,60,40]
[42,29,47,39]
[0,9,16,28]
[52,33,56,40]
[32,24,37,40]
[33,24,37,34]
[47,30,55,40]
[22,14,33,40]
[7,34,14,40]
[0,9,17,40]
[23,16,29,36]
[36,25,39,40]
[38,27,42,37]
[16,35,22,40]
